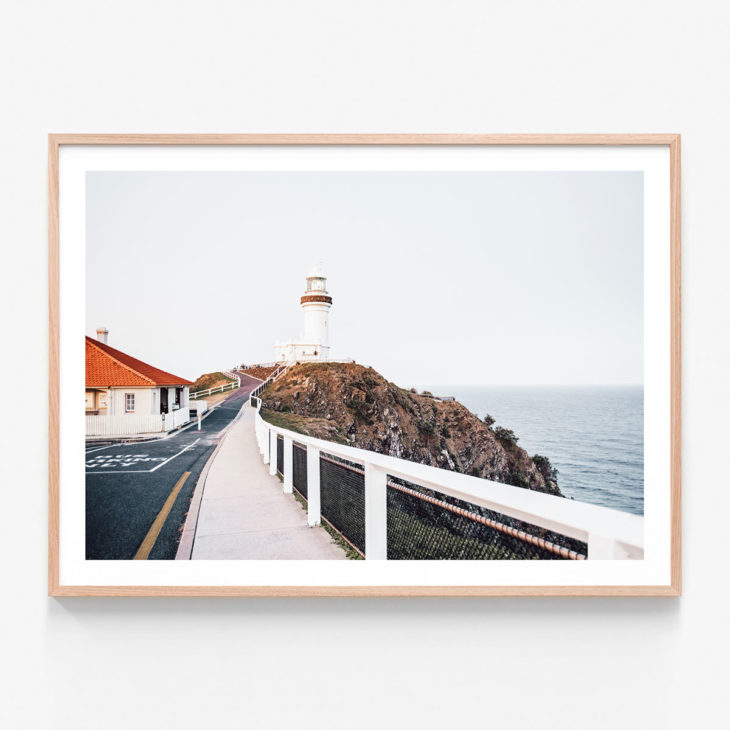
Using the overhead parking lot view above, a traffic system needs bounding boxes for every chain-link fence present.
[314,454,584,559]
[276,435,284,477]
[271,430,585,560]
[319,454,366,555]
[293,443,308,499]
[386,478,586,560]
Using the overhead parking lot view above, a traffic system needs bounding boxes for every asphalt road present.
[85,374,261,560]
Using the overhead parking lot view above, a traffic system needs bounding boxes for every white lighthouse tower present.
[274,266,333,362]
[301,266,332,356]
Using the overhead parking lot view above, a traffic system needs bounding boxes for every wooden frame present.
[49,133,681,597]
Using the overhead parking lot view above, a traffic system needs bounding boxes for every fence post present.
[307,445,321,527]
[364,463,387,559]
[283,436,293,493]
[263,426,270,464]
[269,431,278,476]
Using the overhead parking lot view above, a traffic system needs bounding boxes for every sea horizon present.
[419,383,644,517]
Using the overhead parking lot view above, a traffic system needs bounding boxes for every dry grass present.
[191,371,236,392]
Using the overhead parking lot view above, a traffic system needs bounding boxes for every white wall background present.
[0,1,727,728]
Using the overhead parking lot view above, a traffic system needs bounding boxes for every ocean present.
[428,385,644,516]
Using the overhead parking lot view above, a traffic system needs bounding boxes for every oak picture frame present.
[48,133,681,597]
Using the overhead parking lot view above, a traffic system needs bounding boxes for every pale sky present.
[86,170,643,386]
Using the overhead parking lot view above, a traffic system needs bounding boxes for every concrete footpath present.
[188,405,346,560]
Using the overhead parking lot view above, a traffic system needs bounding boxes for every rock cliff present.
[260,362,562,497]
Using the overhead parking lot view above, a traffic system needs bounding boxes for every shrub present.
[393,389,409,408]
[417,419,436,436]
[533,454,559,482]
[345,398,372,423]
[362,375,379,389]
[483,413,496,428]
[506,472,529,488]
[494,426,518,445]
[394,388,417,415]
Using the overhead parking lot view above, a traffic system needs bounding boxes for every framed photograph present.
[48,134,680,596]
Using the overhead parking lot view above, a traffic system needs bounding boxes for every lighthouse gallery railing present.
[251,398,643,561]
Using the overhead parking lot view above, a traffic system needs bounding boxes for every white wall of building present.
[274,342,331,361]
[107,387,156,416]
[2,3,728,729]
[87,387,188,416]
[87,386,188,419]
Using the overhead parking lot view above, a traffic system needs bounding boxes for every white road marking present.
[86,454,163,468]
[85,439,201,474]
[149,438,201,472]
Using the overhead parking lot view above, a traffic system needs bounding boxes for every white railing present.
[164,406,190,431]
[223,370,241,387]
[250,399,644,560]
[239,361,280,370]
[249,363,290,400]
[190,380,239,400]
[281,357,355,365]
[86,413,165,437]
[245,358,355,370]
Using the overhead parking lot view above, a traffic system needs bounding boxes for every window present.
[125,393,135,413]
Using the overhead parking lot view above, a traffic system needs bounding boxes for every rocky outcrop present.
[260,362,562,497]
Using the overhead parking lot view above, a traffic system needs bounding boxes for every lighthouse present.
[274,266,333,362]
[301,267,332,354]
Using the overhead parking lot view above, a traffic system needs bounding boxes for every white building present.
[85,328,193,438]
[274,266,333,362]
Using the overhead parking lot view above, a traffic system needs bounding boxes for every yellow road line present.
[134,471,191,560]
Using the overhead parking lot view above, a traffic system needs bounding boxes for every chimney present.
[96,327,109,344]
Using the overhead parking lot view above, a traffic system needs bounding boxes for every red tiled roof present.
[85,337,193,388]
